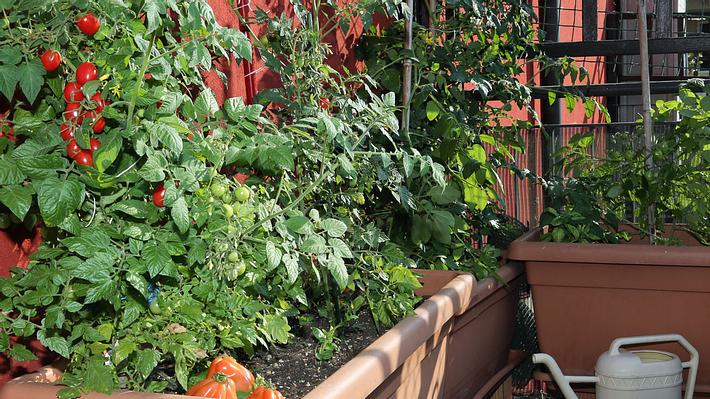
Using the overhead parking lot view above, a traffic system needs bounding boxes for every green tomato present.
[211,182,228,197]
[222,203,234,219]
[221,193,232,204]
[227,225,237,235]
[234,260,246,276]
[227,251,239,263]
[217,243,229,252]
[234,186,250,202]
[149,302,162,315]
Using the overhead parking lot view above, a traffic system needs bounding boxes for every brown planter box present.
[0,264,525,399]
[508,227,710,394]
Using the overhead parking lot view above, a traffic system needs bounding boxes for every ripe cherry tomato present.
[76,62,98,85]
[40,50,61,71]
[76,13,100,36]
[60,123,75,141]
[90,92,106,112]
[319,97,331,110]
[66,139,81,158]
[74,150,93,166]
[234,187,250,202]
[63,82,84,102]
[92,117,105,133]
[89,137,101,151]
[206,356,255,393]
[247,386,284,399]
[64,102,83,122]
[152,183,166,207]
[187,373,238,399]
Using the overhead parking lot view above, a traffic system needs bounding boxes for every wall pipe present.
[235,0,255,104]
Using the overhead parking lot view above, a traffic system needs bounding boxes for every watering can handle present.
[609,334,698,399]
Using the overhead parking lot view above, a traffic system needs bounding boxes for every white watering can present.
[533,334,699,399]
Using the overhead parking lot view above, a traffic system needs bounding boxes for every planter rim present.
[302,270,477,399]
[508,227,709,267]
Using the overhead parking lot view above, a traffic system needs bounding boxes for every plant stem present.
[126,32,157,132]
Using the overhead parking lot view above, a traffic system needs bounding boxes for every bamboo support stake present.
[637,0,656,243]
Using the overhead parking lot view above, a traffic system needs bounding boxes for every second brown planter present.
[508,227,710,395]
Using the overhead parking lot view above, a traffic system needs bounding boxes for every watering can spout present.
[533,353,598,399]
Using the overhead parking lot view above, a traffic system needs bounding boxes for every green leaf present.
[0,47,23,65]
[61,228,112,258]
[36,178,85,226]
[321,218,347,238]
[329,238,353,258]
[426,101,440,121]
[0,64,19,101]
[326,255,348,290]
[39,335,70,358]
[16,155,65,179]
[282,253,299,284]
[0,156,26,185]
[143,244,171,278]
[85,356,116,394]
[410,214,431,244]
[265,241,282,270]
[113,339,137,365]
[547,91,557,105]
[0,185,33,220]
[71,253,114,283]
[93,131,123,173]
[283,215,311,234]
[302,234,327,254]
[262,314,290,344]
[111,200,151,218]
[18,60,45,104]
[469,144,486,163]
[144,120,183,155]
[195,89,219,116]
[9,343,36,361]
[170,197,190,233]
[85,279,117,304]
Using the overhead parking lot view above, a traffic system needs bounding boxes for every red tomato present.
[63,82,84,102]
[247,387,285,399]
[92,117,105,133]
[64,103,83,123]
[66,140,81,158]
[60,123,75,141]
[76,62,98,85]
[207,356,255,393]
[40,50,61,71]
[76,13,100,36]
[89,138,101,151]
[319,97,330,110]
[90,92,105,112]
[74,150,93,166]
[152,183,166,207]
[186,373,238,399]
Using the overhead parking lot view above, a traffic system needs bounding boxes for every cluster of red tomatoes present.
[187,356,284,399]
[40,12,106,167]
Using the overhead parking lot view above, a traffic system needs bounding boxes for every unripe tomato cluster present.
[38,12,106,167]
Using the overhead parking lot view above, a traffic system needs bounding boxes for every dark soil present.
[243,311,382,398]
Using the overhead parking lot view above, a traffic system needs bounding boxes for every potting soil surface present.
[243,311,382,398]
